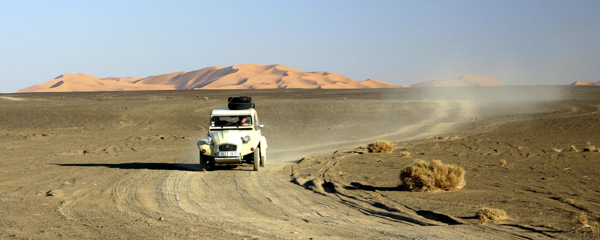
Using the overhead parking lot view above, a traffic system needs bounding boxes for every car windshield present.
[211,115,252,127]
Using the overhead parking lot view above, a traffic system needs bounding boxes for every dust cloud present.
[261,86,573,163]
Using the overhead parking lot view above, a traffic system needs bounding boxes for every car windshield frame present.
[210,115,253,128]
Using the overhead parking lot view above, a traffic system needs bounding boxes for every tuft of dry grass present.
[398,159,466,192]
[552,147,562,152]
[500,159,507,166]
[477,208,508,223]
[584,145,596,152]
[575,212,599,232]
[569,145,579,152]
[368,141,395,153]
[399,151,411,158]
[203,97,209,100]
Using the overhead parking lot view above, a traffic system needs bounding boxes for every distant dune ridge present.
[17,73,169,92]
[17,63,402,93]
[571,81,600,86]
[410,74,506,87]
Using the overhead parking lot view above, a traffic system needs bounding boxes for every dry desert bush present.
[500,159,507,166]
[477,208,508,223]
[368,141,394,153]
[552,147,562,152]
[398,159,466,192]
[584,145,596,152]
[575,212,599,232]
[569,145,579,152]
[399,151,411,158]
[203,97,209,100]
[567,145,600,152]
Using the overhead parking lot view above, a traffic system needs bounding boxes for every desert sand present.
[1,86,599,239]
[17,64,401,93]
[572,81,600,86]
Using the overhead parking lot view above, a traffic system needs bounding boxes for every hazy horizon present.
[2,0,599,93]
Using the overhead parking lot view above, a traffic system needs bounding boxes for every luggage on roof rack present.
[228,96,255,110]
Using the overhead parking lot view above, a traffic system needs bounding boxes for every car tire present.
[200,153,207,171]
[253,148,260,171]
[208,159,215,171]
[260,146,266,167]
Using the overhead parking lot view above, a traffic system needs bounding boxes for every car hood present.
[209,130,248,145]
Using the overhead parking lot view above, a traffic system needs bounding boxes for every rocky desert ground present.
[1,86,599,239]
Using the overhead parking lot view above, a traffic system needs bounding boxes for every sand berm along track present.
[0,88,582,239]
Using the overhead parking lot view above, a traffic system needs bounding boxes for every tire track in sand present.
[150,100,511,239]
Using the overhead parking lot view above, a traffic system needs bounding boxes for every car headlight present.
[241,135,251,143]
[199,136,212,144]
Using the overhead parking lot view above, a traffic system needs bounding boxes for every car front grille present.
[218,144,237,151]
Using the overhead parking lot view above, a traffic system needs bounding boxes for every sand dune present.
[571,80,600,86]
[133,63,403,90]
[17,63,400,92]
[411,74,506,87]
[17,73,174,93]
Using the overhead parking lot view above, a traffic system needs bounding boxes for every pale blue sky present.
[1,0,599,93]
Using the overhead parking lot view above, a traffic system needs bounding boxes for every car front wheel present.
[253,147,260,171]
[200,153,207,171]
[260,146,266,167]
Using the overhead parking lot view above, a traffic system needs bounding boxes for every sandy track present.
[0,91,581,239]
[146,100,503,239]
[148,99,549,239]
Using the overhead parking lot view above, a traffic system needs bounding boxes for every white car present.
[197,107,267,171]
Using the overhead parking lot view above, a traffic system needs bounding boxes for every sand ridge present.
[17,63,401,93]
[17,73,173,92]
[572,81,600,86]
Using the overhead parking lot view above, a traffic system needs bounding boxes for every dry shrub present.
[477,208,508,223]
[584,145,596,152]
[203,97,209,100]
[399,159,466,192]
[552,147,562,152]
[575,212,599,232]
[569,145,579,152]
[500,159,507,166]
[399,151,411,158]
[368,141,395,153]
